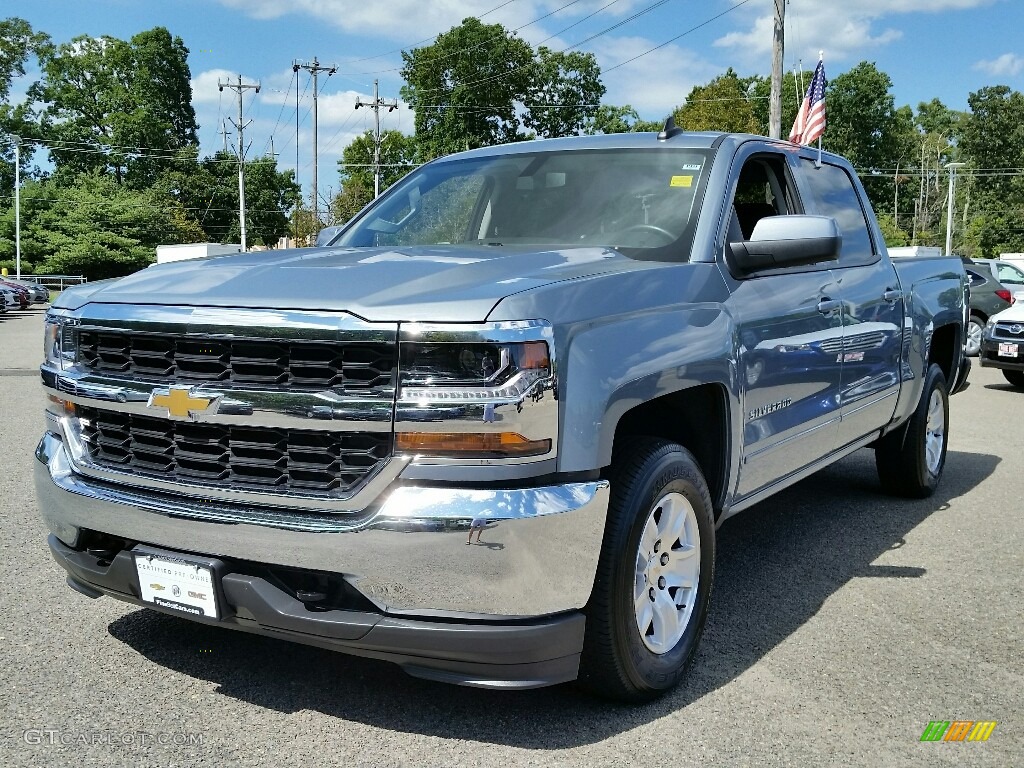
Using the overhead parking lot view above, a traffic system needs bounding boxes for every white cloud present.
[715,0,994,69]
[973,53,1024,77]
[597,36,720,116]
[212,0,635,44]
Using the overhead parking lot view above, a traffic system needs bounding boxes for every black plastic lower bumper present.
[980,342,1024,372]
[48,535,585,689]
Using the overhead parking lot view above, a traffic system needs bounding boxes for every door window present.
[800,160,875,266]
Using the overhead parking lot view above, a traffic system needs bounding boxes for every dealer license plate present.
[134,553,219,619]
[998,342,1019,358]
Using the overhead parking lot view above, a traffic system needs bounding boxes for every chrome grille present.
[77,331,395,391]
[78,406,391,496]
[992,322,1024,342]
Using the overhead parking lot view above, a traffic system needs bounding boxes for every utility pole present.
[355,79,399,198]
[769,0,786,139]
[10,135,21,279]
[293,57,336,230]
[219,119,231,155]
[219,75,260,251]
[945,162,966,257]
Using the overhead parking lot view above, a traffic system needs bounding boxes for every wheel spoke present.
[639,515,658,556]
[650,591,681,650]
[663,550,699,590]
[658,495,688,547]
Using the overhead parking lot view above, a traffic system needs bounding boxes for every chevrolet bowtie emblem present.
[148,387,216,420]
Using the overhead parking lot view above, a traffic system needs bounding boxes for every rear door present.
[797,157,903,445]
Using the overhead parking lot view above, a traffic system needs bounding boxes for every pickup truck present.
[36,128,970,701]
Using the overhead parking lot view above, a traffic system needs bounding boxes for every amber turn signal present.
[395,431,551,457]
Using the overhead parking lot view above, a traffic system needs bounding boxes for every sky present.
[7,0,1023,204]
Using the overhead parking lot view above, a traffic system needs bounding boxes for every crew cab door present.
[797,157,903,444]
[718,149,844,497]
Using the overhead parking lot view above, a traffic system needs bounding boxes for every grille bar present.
[78,331,395,392]
[78,407,391,497]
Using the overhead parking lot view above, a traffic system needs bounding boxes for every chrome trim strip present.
[74,303,397,342]
[36,433,610,616]
[46,371,394,432]
[400,320,552,345]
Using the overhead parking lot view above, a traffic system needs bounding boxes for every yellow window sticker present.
[670,175,693,188]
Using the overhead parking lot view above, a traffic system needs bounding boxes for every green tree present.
[584,104,660,134]
[824,62,916,211]
[34,27,197,186]
[401,18,535,159]
[0,18,48,193]
[0,174,199,279]
[958,86,1024,257]
[195,151,300,246]
[748,71,803,137]
[333,129,418,222]
[523,47,604,138]
[674,69,758,134]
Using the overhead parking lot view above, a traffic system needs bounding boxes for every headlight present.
[396,333,555,459]
[43,313,77,370]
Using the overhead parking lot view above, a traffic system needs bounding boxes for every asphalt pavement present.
[0,307,1020,767]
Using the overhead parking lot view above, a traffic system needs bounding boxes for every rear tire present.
[1003,370,1024,388]
[579,438,715,702]
[875,364,949,498]
[965,314,984,357]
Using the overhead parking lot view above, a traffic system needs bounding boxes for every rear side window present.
[800,160,875,266]
[965,269,986,287]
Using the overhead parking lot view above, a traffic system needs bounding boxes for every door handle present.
[817,298,842,314]
[883,288,903,302]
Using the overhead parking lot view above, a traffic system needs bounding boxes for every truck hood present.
[58,244,634,321]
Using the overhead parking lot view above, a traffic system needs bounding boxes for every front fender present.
[557,307,739,472]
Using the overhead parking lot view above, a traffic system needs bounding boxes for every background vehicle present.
[962,265,1013,356]
[0,280,30,310]
[7,278,50,303]
[980,302,1024,387]
[35,131,968,701]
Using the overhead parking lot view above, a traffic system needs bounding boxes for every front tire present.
[579,438,715,702]
[1003,370,1024,388]
[875,363,949,498]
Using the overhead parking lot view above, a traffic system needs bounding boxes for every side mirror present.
[728,215,841,274]
[315,226,342,247]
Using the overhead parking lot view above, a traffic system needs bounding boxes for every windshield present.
[334,147,713,256]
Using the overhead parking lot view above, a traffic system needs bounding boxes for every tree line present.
[1,16,1021,280]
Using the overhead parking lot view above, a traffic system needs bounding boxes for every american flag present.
[789,59,826,145]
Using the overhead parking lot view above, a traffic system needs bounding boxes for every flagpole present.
[815,51,824,167]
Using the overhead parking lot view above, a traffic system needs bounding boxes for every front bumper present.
[48,535,586,689]
[979,339,1024,371]
[35,431,609,686]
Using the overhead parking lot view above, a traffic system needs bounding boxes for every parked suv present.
[980,302,1024,387]
[963,265,1013,356]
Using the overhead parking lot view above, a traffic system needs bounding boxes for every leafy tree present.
[674,69,758,134]
[876,213,909,246]
[523,47,604,138]
[0,174,199,279]
[401,18,535,159]
[34,27,197,186]
[333,129,418,222]
[195,151,300,246]
[748,71,803,137]
[585,104,660,134]
[824,62,916,211]
[0,18,48,193]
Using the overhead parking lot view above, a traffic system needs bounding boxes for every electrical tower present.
[293,57,336,231]
[219,75,260,250]
[355,79,399,198]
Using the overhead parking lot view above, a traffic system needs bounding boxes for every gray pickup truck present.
[36,128,969,701]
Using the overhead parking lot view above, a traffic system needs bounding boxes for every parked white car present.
[980,302,1024,387]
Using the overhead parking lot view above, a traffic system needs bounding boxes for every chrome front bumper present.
[35,431,609,618]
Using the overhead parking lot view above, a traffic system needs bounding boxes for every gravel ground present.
[0,307,1021,767]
